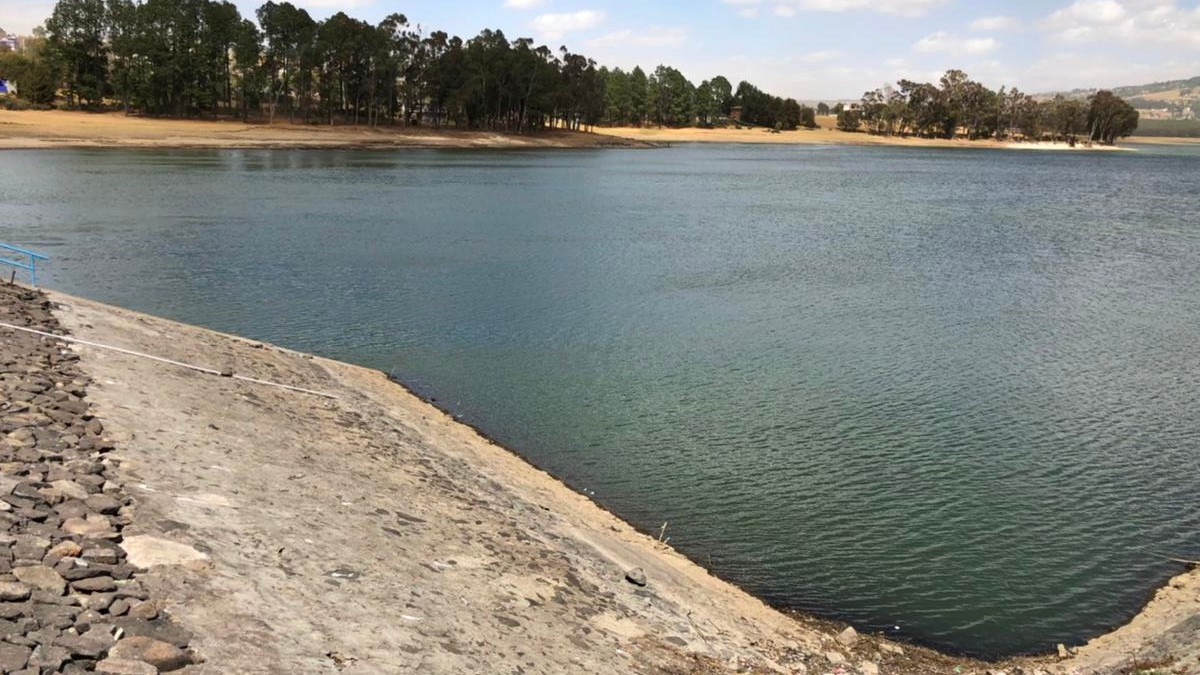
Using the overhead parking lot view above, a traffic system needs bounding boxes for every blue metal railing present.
[0,243,50,287]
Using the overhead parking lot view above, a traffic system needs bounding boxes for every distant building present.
[729,106,743,123]
[0,35,17,51]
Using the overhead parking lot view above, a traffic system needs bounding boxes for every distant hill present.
[1040,76,1199,125]
[1111,76,1200,98]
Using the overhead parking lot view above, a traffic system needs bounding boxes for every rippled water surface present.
[3,144,1199,656]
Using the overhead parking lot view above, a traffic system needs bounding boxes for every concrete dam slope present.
[1,283,1195,674]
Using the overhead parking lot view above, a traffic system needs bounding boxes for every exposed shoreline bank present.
[0,110,652,151]
[590,125,1139,151]
[1,283,1194,673]
[4,110,1188,151]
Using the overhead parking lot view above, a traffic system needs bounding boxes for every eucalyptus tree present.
[1087,90,1138,144]
[314,12,376,123]
[373,13,411,125]
[628,66,648,125]
[709,75,733,116]
[201,0,240,113]
[232,18,263,120]
[1041,95,1087,141]
[603,67,633,125]
[45,0,109,106]
[256,0,316,122]
[31,0,831,133]
[105,0,137,111]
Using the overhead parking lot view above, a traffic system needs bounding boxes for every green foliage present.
[45,0,109,106]
[0,37,59,105]
[731,80,800,129]
[1135,118,1200,137]
[798,104,816,129]
[857,70,1139,143]
[836,108,861,132]
[1087,90,1139,144]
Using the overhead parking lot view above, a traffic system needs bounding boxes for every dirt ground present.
[0,110,645,150]
[29,288,1199,675]
[590,121,1131,151]
[3,110,1181,151]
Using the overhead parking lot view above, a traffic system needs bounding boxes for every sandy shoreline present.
[590,124,1135,151]
[0,284,1189,673]
[3,110,1179,151]
[0,110,647,150]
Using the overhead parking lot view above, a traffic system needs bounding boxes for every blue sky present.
[5,0,1199,99]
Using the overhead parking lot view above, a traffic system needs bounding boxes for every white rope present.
[0,320,338,400]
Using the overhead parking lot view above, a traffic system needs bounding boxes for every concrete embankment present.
[2,283,1196,674]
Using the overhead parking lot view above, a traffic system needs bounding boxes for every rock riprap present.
[1,284,198,674]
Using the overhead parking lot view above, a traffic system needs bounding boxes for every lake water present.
[3,143,1198,657]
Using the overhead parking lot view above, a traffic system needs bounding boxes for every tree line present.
[0,0,820,131]
[1,1,1138,142]
[838,70,1139,145]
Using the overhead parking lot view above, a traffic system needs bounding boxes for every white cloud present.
[969,16,1019,32]
[801,50,843,63]
[1040,0,1200,48]
[587,26,688,49]
[1021,51,1200,92]
[292,0,374,7]
[504,0,547,8]
[913,31,999,56]
[530,10,605,40]
[721,0,760,18]
[722,0,950,18]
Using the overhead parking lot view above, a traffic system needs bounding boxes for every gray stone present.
[109,636,193,671]
[82,547,120,565]
[95,658,158,675]
[860,661,880,675]
[0,641,32,672]
[49,480,91,501]
[62,514,114,537]
[0,580,32,601]
[55,632,113,659]
[47,540,84,560]
[0,602,28,618]
[825,651,846,665]
[29,644,71,671]
[12,564,67,595]
[32,589,81,606]
[624,567,647,587]
[55,500,90,520]
[71,575,117,593]
[126,601,158,621]
[64,563,116,581]
[74,608,105,630]
[120,535,208,568]
[31,602,79,629]
[837,625,858,647]
[112,617,193,648]
[85,494,123,515]
[109,598,130,616]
